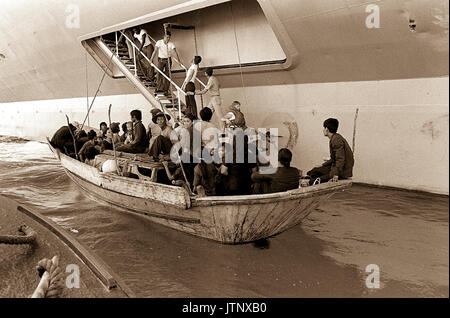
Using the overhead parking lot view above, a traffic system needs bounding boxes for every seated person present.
[78,130,97,161]
[148,111,173,160]
[82,143,100,166]
[116,110,148,153]
[193,107,219,150]
[99,122,108,137]
[50,123,77,154]
[123,121,134,144]
[307,118,354,184]
[104,122,121,150]
[120,122,128,143]
[221,101,247,130]
[251,148,300,194]
[94,135,106,153]
[193,160,219,197]
[215,141,253,196]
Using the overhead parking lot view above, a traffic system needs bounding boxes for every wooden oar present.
[107,104,121,176]
[65,115,78,160]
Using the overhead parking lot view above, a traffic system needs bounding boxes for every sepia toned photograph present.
[0,0,448,307]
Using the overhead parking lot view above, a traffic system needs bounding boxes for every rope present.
[229,2,248,109]
[77,33,124,137]
[0,225,36,245]
[31,256,65,298]
[352,107,359,154]
[85,52,90,127]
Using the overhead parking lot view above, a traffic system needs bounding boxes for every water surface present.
[0,136,448,297]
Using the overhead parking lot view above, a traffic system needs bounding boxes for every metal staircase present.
[95,34,186,122]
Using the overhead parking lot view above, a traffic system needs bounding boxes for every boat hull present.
[48,140,352,243]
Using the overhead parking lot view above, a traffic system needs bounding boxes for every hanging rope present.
[107,104,122,176]
[77,33,124,137]
[0,225,36,245]
[85,52,90,127]
[31,256,65,298]
[229,2,249,109]
[352,107,359,154]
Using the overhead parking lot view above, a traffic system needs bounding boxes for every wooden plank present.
[15,205,135,294]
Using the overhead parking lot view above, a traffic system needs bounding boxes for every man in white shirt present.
[196,68,224,130]
[150,31,182,94]
[181,56,202,91]
[133,27,154,81]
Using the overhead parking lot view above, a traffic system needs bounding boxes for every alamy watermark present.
[65,264,80,289]
[365,4,380,29]
[169,123,279,174]
[65,4,80,29]
[365,264,380,289]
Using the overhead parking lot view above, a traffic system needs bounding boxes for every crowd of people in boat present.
[51,26,354,197]
[50,104,354,197]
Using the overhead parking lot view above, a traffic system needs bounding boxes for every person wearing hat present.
[148,110,173,160]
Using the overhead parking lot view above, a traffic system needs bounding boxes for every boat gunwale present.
[46,137,352,208]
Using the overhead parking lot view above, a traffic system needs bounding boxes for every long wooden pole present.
[107,104,121,176]
[65,115,78,160]
[77,33,124,137]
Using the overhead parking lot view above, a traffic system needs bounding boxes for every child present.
[124,121,134,145]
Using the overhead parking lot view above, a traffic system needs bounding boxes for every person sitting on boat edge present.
[148,110,173,161]
[116,110,148,153]
[104,122,121,150]
[251,148,300,194]
[307,118,354,184]
[50,123,78,155]
[82,143,100,166]
[77,129,97,162]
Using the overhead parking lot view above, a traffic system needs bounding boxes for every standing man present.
[196,68,224,130]
[150,31,182,95]
[307,118,354,183]
[181,56,202,91]
[116,110,148,153]
[133,27,154,81]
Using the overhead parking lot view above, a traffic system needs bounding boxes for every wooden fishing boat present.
[46,138,352,244]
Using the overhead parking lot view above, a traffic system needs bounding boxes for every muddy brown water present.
[0,136,448,297]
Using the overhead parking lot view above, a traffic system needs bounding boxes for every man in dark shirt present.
[251,148,300,194]
[116,110,147,153]
[50,124,77,154]
[307,118,354,183]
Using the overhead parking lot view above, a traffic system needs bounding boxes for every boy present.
[307,118,354,183]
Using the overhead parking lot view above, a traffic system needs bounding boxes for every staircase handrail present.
[119,31,186,97]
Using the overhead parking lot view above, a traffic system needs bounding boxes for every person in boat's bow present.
[148,110,173,161]
[307,118,354,184]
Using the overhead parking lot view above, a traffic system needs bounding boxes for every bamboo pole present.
[107,104,121,176]
[65,115,79,160]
